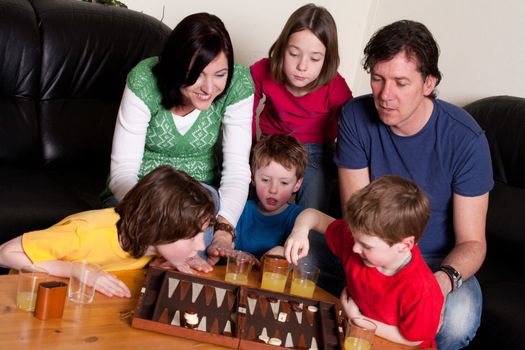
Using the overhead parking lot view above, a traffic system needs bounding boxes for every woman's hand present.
[206,234,234,265]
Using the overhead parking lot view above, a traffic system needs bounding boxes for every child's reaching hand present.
[94,271,131,298]
[284,226,310,265]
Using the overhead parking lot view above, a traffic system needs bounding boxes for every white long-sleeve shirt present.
[109,84,253,225]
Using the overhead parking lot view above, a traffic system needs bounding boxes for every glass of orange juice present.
[224,250,254,285]
[344,317,376,350]
[260,254,289,292]
[290,261,319,298]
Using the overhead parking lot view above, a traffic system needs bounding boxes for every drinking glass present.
[16,265,49,312]
[260,254,290,292]
[290,261,319,298]
[344,317,377,350]
[224,250,254,285]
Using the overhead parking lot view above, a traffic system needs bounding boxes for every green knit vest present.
[127,57,254,182]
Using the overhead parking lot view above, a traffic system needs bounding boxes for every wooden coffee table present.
[0,267,419,350]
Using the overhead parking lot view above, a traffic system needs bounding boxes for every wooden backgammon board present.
[132,267,345,350]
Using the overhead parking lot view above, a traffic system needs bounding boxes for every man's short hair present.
[363,19,442,98]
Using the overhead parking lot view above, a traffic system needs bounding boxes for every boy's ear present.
[292,177,303,193]
[398,236,415,252]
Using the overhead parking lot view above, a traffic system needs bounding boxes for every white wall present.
[124,0,525,107]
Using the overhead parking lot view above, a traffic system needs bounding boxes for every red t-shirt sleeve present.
[328,73,353,110]
[325,219,352,259]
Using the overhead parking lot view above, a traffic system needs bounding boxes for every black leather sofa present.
[0,0,170,252]
[463,96,525,349]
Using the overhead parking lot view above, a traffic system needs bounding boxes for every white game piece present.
[260,327,269,339]
[269,337,282,346]
[307,305,318,313]
[258,334,270,343]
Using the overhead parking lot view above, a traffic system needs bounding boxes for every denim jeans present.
[295,143,337,213]
[424,256,482,350]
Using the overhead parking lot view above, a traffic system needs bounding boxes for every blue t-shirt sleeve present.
[453,130,493,196]
[334,98,371,169]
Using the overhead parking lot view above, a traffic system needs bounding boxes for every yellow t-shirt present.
[22,208,152,271]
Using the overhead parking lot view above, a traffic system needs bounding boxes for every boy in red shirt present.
[284,175,443,348]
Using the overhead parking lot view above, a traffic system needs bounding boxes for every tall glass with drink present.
[260,254,290,292]
[344,317,377,350]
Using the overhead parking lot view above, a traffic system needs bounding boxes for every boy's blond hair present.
[251,134,307,179]
[344,175,430,246]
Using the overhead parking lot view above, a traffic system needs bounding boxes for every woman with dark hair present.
[105,13,254,270]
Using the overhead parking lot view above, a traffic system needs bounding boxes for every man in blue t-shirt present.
[333,21,492,350]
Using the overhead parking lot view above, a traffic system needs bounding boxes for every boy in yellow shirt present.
[0,165,215,298]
